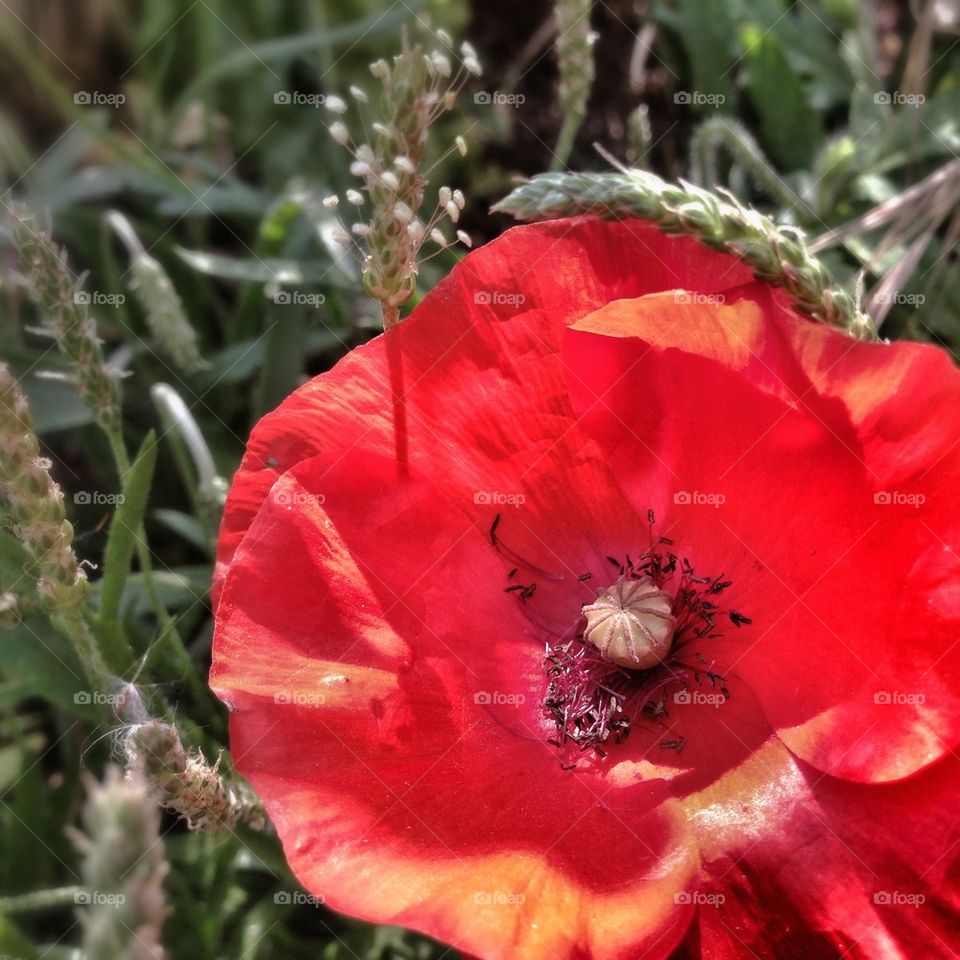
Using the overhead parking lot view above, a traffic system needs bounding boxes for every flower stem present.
[551,115,581,172]
[0,886,86,913]
[688,116,806,215]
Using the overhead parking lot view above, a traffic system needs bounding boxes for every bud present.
[581,577,675,669]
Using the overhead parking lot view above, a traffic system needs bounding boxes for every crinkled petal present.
[212,448,698,958]
[214,220,759,599]
[563,292,960,783]
[681,739,952,959]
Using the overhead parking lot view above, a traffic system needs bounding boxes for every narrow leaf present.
[97,431,158,668]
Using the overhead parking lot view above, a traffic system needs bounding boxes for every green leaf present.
[254,309,310,417]
[0,913,42,960]
[97,431,158,669]
[152,509,209,553]
[20,375,95,434]
[0,616,91,716]
[170,3,425,116]
[777,5,855,112]
[652,0,737,110]
[115,567,212,618]
[175,246,344,285]
[0,680,32,711]
[740,25,823,169]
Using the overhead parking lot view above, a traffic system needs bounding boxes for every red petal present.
[681,739,960,958]
[214,219,758,601]
[212,448,698,958]
[563,291,960,783]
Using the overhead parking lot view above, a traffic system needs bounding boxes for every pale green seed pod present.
[582,576,675,670]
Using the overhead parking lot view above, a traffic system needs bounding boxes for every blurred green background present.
[0,0,958,957]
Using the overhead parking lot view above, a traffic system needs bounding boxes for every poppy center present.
[581,577,675,669]
[488,509,751,767]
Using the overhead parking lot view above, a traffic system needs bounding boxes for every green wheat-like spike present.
[551,0,595,170]
[492,170,876,340]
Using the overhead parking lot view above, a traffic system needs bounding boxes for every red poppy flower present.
[210,218,960,959]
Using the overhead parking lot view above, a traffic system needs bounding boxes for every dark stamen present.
[540,526,749,762]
